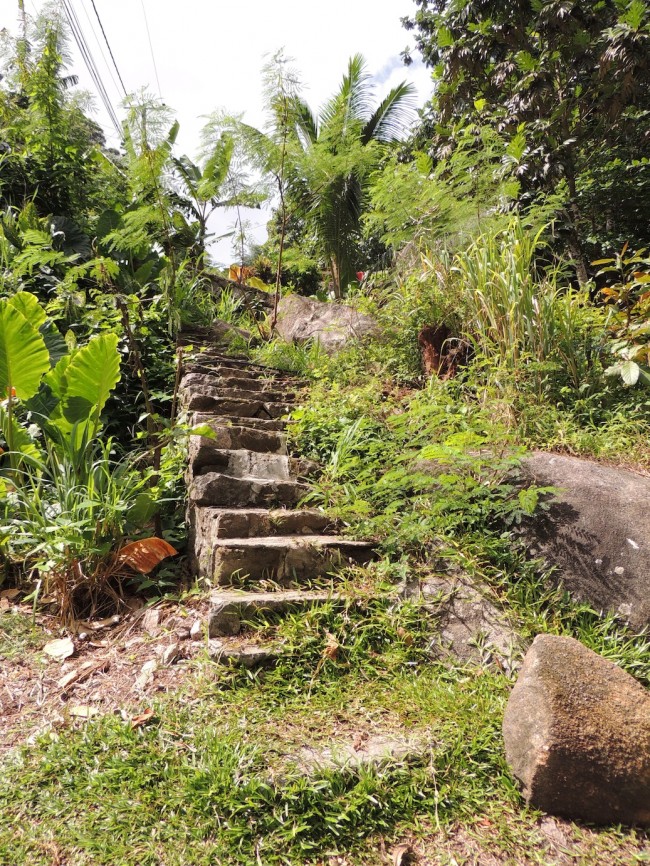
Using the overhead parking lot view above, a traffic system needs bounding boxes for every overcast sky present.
[1,0,432,265]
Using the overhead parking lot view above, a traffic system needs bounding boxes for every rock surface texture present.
[503,634,650,826]
[519,452,650,629]
[275,295,379,353]
[178,327,374,666]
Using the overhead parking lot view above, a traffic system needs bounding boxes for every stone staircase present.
[178,328,374,666]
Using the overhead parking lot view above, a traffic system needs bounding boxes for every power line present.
[139,0,161,98]
[78,0,123,101]
[88,0,127,97]
[59,0,122,138]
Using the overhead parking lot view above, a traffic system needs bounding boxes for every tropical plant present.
[210,53,416,297]
[402,0,650,275]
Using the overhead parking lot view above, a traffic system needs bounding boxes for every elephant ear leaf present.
[62,333,121,431]
[7,291,47,331]
[0,299,50,400]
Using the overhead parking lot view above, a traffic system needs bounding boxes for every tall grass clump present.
[448,219,605,388]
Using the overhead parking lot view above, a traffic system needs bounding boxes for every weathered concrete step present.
[189,472,309,508]
[188,425,286,455]
[184,394,294,419]
[190,444,291,480]
[212,535,375,584]
[183,363,305,387]
[182,372,302,395]
[207,638,279,668]
[195,506,336,541]
[181,384,293,405]
[209,589,342,636]
[190,413,288,433]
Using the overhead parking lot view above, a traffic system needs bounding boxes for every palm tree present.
[210,53,415,298]
[285,55,416,296]
[289,54,415,296]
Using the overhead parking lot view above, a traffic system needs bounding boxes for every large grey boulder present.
[503,634,650,826]
[275,295,379,352]
[519,452,650,629]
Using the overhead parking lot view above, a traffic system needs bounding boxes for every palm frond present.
[361,81,417,144]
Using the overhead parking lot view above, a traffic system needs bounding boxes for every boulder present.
[503,634,650,826]
[519,452,650,629]
[275,295,379,352]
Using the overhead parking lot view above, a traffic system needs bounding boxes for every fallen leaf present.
[43,637,75,661]
[57,659,110,691]
[69,705,98,719]
[0,588,21,600]
[130,708,155,728]
[118,538,177,574]
[322,631,339,661]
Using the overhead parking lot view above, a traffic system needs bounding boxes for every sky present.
[0,0,432,265]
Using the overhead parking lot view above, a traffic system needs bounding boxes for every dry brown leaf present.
[322,631,340,661]
[69,705,98,719]
[0,588,21,600]
[57,659,110,691]
[43,637,75,661]
[118,538,177,574]
[130,708,155,728]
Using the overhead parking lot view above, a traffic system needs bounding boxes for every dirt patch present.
[0,596,211,757]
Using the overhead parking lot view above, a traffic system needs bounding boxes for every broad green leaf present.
[0,301,50,400]
[0,404,43,463]
[40,321,68,368]
[62,333,120,428]
[620,359,640,386]
[45,354,72,400]
[7,292,47,330]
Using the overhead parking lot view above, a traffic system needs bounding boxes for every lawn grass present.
[1,599,647,865]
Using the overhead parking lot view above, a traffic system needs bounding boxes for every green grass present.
[0,610,47,661]
[0,598,648,865]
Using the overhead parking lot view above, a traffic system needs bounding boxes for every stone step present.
[209,588,343,636]
[189,472,309,508]
[211,535,375,585]
[195,506,336,542]
[207,638,279,668]
[188,425,286,455]
[184,394,294,419]
[181,384,293,404]
[191,448,291,481]
[190,413,289,433]
[182,372,302,395]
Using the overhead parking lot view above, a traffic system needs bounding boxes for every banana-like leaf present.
[0,300,50,400]
[62,333,120,430]
[7,291,47,330]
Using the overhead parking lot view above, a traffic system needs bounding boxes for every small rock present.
[175,627,191,641]
[190,620,203,640]
[43,637,75,661]
[161,644,181,666]
[503,634,650,826]
[142,608,160,635]
[133,659,157,691]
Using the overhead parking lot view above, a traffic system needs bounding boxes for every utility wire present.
[79,0,123,101]
[88,0,127,97]
[60,0,122,137]
[139,0,162,97]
